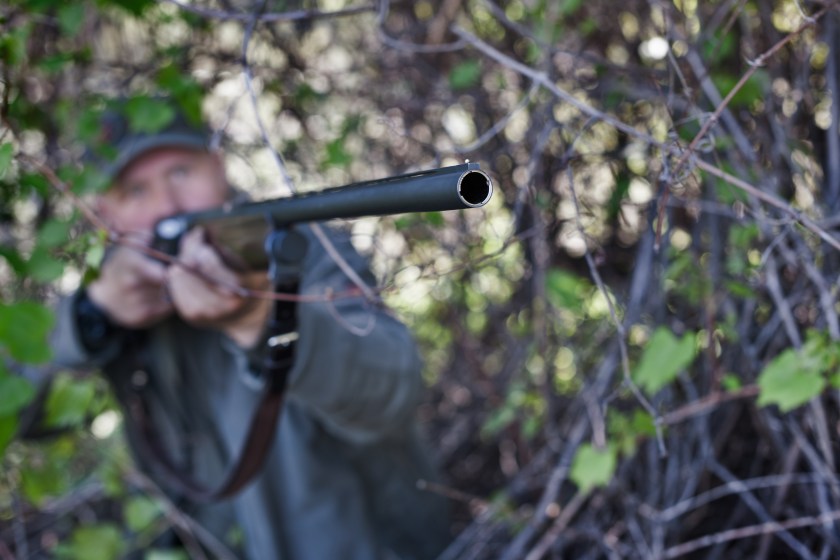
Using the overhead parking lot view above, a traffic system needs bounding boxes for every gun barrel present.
[152,163,492,269]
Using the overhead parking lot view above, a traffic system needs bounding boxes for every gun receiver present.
[151,163,493,270]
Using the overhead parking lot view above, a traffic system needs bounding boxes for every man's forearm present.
[287,285,425,444]
[51,289,126,368]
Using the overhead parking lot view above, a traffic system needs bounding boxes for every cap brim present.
[104,132,209,181]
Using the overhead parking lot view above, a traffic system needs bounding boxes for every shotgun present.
[151,163,493,270]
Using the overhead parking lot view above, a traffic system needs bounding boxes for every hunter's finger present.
[131,252,168,285]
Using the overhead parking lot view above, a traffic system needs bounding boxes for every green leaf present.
[0,414,17,456]
[421,211,444,227]
[77,105,106,145]
[711,70,769,108]
[156,65,204,125]
[607,411,634,456]
[293,83,325,106]
[757,349,826,412]
[728,223,760,249]
[144,551,189,560]
[0,26,29,66]
[560,0,584,15]
[125,97,176,134]
[45,374,96,428]
[38,219,73,249]
[0,375,35,417]
[522,414,542,439]
[0,246,26,275]
[480,403,517,438]
[722,373,742,391]
[392,212,445,231]
[607,410,656,457]
[0,301,54,363]
[103,0,156,17]
[323,138,352,168]
[124,496,163,532]
[0,143,14,178]
[38,52,75,74]
[96,456,126,498]
[570,443,617,493]
[21,458,69,504]
[86,242,105,269]
[579,17,597,37]
[25,246,65,283]
[607,172,630,221]
[630,410,656,437]
[723,280,755,299]
[449,60,482,91]
[74,166,110,194]
[546,269,591,312]
[393,216,414,231]
[702,30,735,65]
[712,174,748,204]
[66,524,124,560]
[58,3,86,36]
[633,327,697,395]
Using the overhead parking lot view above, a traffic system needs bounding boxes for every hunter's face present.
[98,147,229,237]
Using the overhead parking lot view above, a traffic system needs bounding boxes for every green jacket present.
[52,226,449,559]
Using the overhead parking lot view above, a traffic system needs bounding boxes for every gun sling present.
[128,281,299,503]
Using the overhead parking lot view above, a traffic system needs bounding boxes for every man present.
[51,103,449,559]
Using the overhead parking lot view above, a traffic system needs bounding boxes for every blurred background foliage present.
[3,0,840,558]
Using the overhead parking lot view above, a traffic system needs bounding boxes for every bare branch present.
[664,510,840,558]
[161,0,376,23]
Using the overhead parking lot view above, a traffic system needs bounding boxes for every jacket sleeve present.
[285,225,425,444]
[51,290,126,369]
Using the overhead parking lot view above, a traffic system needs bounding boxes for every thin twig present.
[377,0,466,53]
[450,25,667,151]
[455,81,541,154]
[655,472,836,522]
[659,384,760,426]
[126,470,237,560]
[708,459,817,559]
[695,160,840,252]
[664,510,840,558]
[523,490,589,560]
[240,0,296,196]
[0,540,14,560]
[238,2,379,301]
[675,5,832,174]
[21,154,112,234]
[566,164,666,456]
[11,491,28,560]
[452,19,840,255]
[162,0,376,23]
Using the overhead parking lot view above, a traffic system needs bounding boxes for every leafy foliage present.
[449,60,482,91]
[570,443,618,494]
[2,0,840,558]
[633,327,698,395]
[55,524,124,560]
[0,301,52,455]
[756,349,825,412]
[0,302,53,364]
[756,330,839,412]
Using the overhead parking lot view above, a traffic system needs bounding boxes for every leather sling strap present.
[125,229,307,502]
[128,279,299,503]
[128,381,286,502]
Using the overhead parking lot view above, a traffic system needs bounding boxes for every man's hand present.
[87,245,174,329]
[167,228,273,348]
